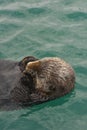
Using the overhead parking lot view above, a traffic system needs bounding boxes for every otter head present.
[23,58,75,101]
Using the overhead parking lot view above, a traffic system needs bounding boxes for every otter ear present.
[26,60,41,71]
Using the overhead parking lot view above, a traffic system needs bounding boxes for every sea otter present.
[0,56,75,110]
[24,57,75,101]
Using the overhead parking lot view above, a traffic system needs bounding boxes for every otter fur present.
[24,57,75,100]
[0,56,75,110]
[0,56,38,110]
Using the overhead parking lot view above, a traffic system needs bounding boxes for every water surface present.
[0,0,87,130]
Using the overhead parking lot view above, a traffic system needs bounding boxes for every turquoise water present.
[0,0,87,129]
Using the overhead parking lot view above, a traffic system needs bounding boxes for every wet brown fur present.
[0,56,75,110]
[25,57,75,100]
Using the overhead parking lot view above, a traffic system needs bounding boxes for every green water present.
[0,0,87,130]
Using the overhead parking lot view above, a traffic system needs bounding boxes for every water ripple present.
[0,0,87,130]
[66,11,87,20]
[28,8,46,15]
[0,29,23,43]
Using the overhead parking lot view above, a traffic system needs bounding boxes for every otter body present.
[0,56,75,110]
[0,56,38,110]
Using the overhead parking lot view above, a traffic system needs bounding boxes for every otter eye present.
[49,85,56,91]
